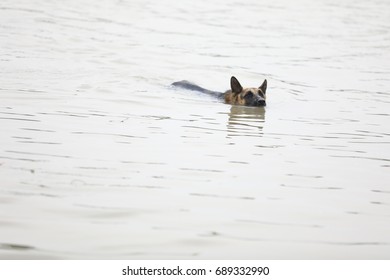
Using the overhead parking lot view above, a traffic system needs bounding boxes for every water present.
[0,0,389,259]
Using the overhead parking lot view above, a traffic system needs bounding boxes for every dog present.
[172,76,267,106]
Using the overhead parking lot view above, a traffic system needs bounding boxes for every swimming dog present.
[172,76,267,106]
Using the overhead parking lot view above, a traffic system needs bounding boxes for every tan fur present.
[224,77,267,106]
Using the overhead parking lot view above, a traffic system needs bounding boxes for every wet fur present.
[172,76,267,107]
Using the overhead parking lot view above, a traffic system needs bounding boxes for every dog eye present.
[244,92,253,99]
[258,90,265,97]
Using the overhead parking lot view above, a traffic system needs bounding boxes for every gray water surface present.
[0,0,390,259]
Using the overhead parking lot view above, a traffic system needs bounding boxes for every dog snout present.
[256,99,266,106]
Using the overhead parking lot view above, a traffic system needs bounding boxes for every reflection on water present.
[0,0,390,259]
[227,105,265,138]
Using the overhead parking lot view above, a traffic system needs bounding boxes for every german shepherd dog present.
[172,76,267,106]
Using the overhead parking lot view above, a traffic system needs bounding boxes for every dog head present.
[230,76,267,106]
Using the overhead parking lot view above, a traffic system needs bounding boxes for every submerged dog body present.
[172,76,267,107]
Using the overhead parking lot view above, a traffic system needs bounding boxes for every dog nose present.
[256,99,266,106]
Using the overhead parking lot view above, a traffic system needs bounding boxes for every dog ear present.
[259,79,267,93]
[230,76,243,94]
